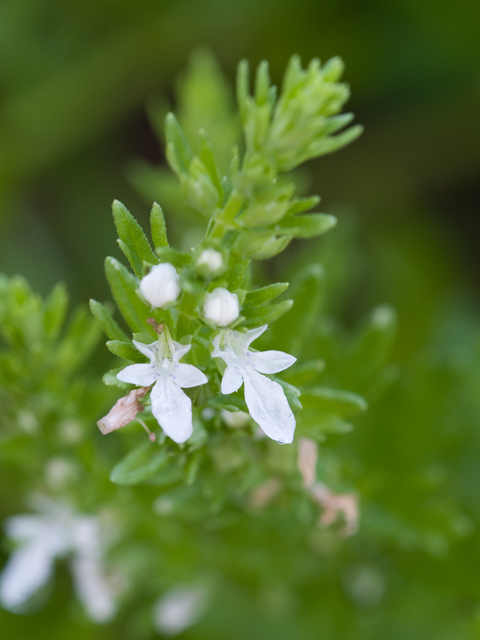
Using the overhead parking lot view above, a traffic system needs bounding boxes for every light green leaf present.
[150,202,169,249]
[44,282,68,341]
[110,441,168,485]
[276,214,337,238]
[301,386,367,417]
[112,200,158,277]
[89,299,129,342]
[106,340,144,362]
[244,282,289,305]
[242,299,293,328]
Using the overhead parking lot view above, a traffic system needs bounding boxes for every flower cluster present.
[105,265,297,444]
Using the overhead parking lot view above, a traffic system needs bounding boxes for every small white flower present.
[195,249,224,275]
[153,584,208,637]
[139,263,180,309]
[203,288,239,327]
[0,498,116,623]
[212,325,296,443]
[117,332,207,443]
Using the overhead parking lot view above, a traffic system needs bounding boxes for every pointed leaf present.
[105,257,155,335]
[276,214,337,239]
[242,300,293,329]
[150,202,169,249]
[110,441,168,485]
[89,299,129,342]
[301,386,367,417]
[244,282,289,305]
[112,200,158,277]
[165,113,193,174]
[44,282,68,340]
[106,340,145,362]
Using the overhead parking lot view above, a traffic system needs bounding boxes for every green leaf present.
[165,112,193,174]
[244,282,289,305]
[199,129,223,196]
[112,200,158,277]
[150,202,169,249]
[103,367,134,390]
[301,386,367,417]
[44,282,68,341]
[276,214,337,239]
[281,359,325,385]
[269,264,325,357]
[242,299,293,328]
[106,340,144,362]
[105,257,155,336]
[156,247,192,267]
[89,299,129,342]
[286,196,320,216]
[110,441,168,485]
[350,305,398,373]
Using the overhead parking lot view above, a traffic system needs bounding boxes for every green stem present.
[208,189,244,240]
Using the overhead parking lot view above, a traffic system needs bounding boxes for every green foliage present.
[2,47,480,640]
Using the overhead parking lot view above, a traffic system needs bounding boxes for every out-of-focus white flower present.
[221,409,251,428]
[116,331,207,443]
[203,288,239,327]
[153,585,208,637]
[212,325,296,443]
[0,498,116,623]
[195,249,224,276]
[139,263,180,309]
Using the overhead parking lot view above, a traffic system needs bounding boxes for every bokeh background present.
[1,0,480,638]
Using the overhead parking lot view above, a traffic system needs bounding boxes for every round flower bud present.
[139,263,180,309]
[195,249,224,276]
[203,288,239,327]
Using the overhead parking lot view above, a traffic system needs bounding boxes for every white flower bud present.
[203,288,239,327]
[195,249,224,275]
[139,263,180,309]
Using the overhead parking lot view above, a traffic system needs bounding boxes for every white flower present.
[0,498,116,623]
[116,332,207,443]
[212,325,296,443]
[139,263,180,308]
[195,249,224,275]
[203,288,239,327]
[153,584,208,637]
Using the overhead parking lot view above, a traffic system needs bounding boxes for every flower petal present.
[0,540,55,609]
[171,341,191,363]
[221,366,244,394]
[172,364,208,389]
[71,555,116,623]
[243,369,295,444]
[151,377,193,443]
[132,340,157,361]
[244,324,268,347]
[250,350,296,374]
[117,363,156,386]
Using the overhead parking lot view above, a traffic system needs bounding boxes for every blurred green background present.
[1,0,480,638]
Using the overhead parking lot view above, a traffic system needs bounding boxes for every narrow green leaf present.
[280,359,325,385]
[112,200,158,277]
[236,60,250,123]
[275,214,337,238]
[244,282,289,305]
[105,257,155,335]
[286,196,320,216]
[165,113,193,174]
[89,299,129,342]
[255,60,271,105]
[269,264,325,357]
[199,129,223,196]
[301,386,367,417]
[110,441,168,485]
[242,299,293,328]
[106,340,144,362]
[44,282,68,340]
[150,202,169,249]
